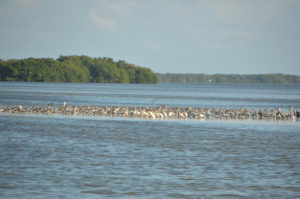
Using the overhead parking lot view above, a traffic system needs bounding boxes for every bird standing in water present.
[152,97,159,106]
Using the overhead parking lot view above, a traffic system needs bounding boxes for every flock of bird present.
[0,102,298,121]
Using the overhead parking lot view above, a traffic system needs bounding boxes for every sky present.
[0,0,299,75]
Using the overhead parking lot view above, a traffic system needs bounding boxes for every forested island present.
[0,55,158,83]
[1,55,299,85]
[157,73,300,85]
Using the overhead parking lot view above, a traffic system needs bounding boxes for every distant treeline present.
[157,73,300,85]
[0,55,158,83]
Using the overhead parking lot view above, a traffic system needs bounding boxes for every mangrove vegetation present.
[156,73,300,85]
[0,55,158,84]
[1,55,299,85]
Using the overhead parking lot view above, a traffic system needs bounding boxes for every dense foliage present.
[0,56,158,84]
[157,73,300,85]
[1,56,299,85]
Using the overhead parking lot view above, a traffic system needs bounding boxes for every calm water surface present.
[0,82,300,198]
[1,82,300,110]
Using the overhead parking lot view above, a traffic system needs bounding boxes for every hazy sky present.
[0,0,299,74]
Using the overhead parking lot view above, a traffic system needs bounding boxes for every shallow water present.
[1,82,300,110]
[0,82,300,198]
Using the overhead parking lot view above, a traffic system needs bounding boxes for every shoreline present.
[0,104,298,121]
